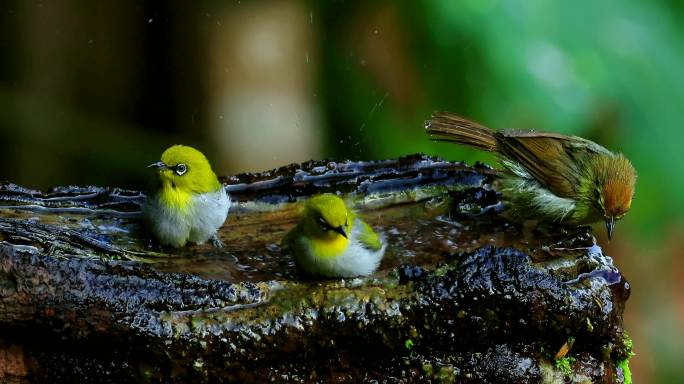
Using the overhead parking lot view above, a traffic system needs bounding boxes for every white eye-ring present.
[175,163,187,176]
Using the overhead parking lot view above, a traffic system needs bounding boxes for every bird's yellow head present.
[595,153,637,239]
[149,145,221,210]
[301,194,354,242]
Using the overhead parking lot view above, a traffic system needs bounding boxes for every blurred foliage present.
[320,0,684,240]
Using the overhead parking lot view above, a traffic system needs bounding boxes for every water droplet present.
[148,18,154,24]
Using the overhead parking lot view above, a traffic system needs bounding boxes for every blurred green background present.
[1,1,682,381]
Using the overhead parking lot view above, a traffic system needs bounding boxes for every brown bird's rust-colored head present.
[595,154,636,240]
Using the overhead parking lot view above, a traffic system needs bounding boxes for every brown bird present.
[425,111,636,239]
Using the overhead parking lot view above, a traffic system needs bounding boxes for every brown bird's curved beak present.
[605,216,615,241]
[334,226,348,239]
[148,161,167,170]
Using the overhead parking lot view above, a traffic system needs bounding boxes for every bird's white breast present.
[144,187,230,247]
[187,187,231,243]
[501,159,576,221]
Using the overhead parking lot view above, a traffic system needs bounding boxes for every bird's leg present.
[211,234,224,248]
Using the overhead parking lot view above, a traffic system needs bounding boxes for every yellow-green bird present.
[283,194,386,278]
[143,145,230,248]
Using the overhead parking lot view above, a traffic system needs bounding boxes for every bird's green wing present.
[356,220,383,251]
[496,131,611,198]
[281,224,301,250]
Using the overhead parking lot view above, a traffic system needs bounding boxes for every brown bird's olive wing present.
[495,131,609,198]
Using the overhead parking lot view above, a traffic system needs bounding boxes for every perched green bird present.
[143,145,230,247]
[283,194,386,278]
[425,111,636,239]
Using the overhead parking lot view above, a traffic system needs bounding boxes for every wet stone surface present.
[0,155,632,383]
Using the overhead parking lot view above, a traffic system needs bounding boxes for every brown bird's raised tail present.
[425,111,499,152]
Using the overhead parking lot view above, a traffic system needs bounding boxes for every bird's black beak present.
[147,161,167,170]
[605,216,615,241]
[334,226,348,239]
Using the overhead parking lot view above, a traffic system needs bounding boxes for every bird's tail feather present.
[425,111,498,152]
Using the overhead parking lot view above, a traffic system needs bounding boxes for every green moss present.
[405,339,414,350]
[434,366,456,383]
[433,263,458,277]
[616,333,634,384]
[552,335,576,377]
[270,279,414,315]
[623,333,634,355]
[618,359,632,384]
[555,356,575,376]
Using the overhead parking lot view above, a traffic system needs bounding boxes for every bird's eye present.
[175,164,187,176]
[318,217,329,230]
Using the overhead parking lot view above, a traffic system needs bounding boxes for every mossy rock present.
[0,155,632,383]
